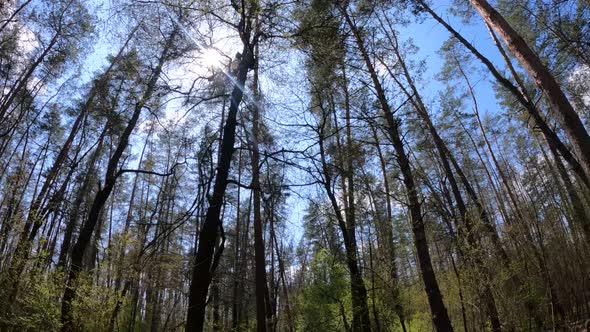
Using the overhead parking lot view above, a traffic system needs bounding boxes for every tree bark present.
[340,6,453,331]
[0,33,137,306]
[60,29,176,332]
[467,0,590,181]
[379,17,502,331]
[249,45,270,332]
[417,0,590,190]
[186,39,254,332]
[317,124,372,332]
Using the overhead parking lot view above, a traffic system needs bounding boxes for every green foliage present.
[296,249,351,331]
[0,267,121,332]
[69,273,119,332]
[2,0,590,331]
[294,0,345,93]
[0,268,63,331]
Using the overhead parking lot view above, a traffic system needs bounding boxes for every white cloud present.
[17,24,39,56]
[568,64,590,112]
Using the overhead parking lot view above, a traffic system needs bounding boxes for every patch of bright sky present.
[80,0,117,82]
[81,0,509,139]
[83,0,241,134]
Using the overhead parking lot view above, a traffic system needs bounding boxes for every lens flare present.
[201,48,224,68]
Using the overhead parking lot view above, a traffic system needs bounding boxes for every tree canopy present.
[0,0,589,331]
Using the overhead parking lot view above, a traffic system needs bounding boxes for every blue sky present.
[397,3,506,117]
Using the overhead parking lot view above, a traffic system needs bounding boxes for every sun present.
[201,48,224,68]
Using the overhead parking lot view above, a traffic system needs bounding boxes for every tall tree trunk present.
[0,30,59,126]
[60,29,176,332]
[232,148,244,330]
[367,122,408,332]
[186,36,255,332]
[548,143,590,245]
[0,33,137,307]
[271,221,294,332]
[249,45,270,332]
[212,280,221,331]
[379,20,502,331]
[341,64,372,332]
[484,22,590,245]
[317,125,372,332]
[467,0,590,180]
[57,124,108,270]
[0,0,33,33]
[106,125,152,332]
[416,0,590,190]
[340,7,454,331]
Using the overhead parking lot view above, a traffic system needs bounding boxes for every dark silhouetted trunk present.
[379,17,501,331]
[1,34,137,306]
[60,29,175,332]
[317,127,372,332]
[186,39,254,331]
[249,46,270,332]
[367,121,407,332]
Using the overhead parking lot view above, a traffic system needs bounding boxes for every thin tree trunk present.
[106,125,153,332]
[249,44,270,332]
[343,74,372,332]
[416,0,590,190]
[467,0,590,180]
[232,148,243,330]
[60,29,176,332]
[0,30,59,126]
[367,122,408,332]
[339,6,453,331]
[380,17,503,330]
[317,126,372,332]
[0,0,33,32]
[0,33,137,305]
[212,280,221,331]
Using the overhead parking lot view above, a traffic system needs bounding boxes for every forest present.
[0,0,589,331]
